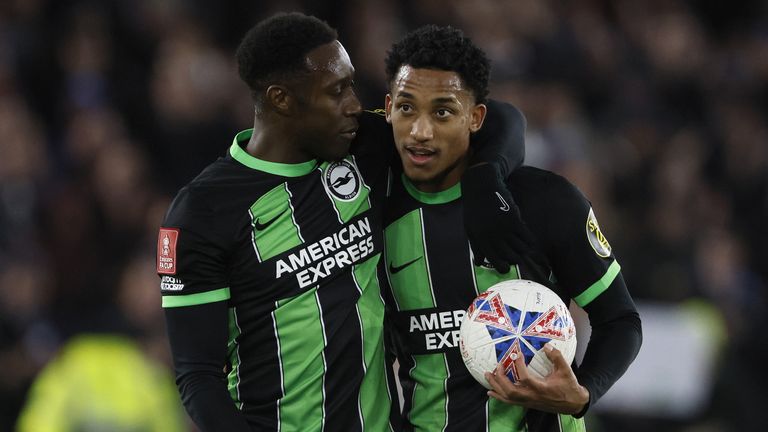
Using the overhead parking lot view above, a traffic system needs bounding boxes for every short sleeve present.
[157,186,230,308]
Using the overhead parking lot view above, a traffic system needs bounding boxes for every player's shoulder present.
[508,166,584,199]
[507,166,590,219]
[163,184,212,228]
[163,159,242,225]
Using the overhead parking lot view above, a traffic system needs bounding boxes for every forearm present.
[575,276,643,415]
[176,369,253,431]
[576,313,642,406]
[165,302,252,432]
[460,101,533,273]
[468,99,526,177]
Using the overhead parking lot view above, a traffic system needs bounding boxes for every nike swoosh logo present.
[254,209,287,231]
[495,191,510,212]
[389,257,422,274]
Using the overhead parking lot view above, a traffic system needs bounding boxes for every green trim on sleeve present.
[573,260,621,307]
[162,288,231,308]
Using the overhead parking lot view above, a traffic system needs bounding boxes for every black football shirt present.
[159,112,394,431]
[383,166,627,432]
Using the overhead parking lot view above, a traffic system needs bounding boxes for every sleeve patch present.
[586,208,611,258]
[160,275,184,291]
[157,228,180,274]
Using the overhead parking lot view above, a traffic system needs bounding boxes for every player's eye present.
[435,108,452,118]
[398,103,413,113]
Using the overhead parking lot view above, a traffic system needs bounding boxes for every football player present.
[382,25,642,431]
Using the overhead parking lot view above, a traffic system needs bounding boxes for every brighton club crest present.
[324,159,362,201]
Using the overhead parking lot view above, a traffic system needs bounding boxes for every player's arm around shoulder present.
[462,102,535,274]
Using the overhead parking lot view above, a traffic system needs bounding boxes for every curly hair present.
[236,12,337,104]
[385,25,490,103]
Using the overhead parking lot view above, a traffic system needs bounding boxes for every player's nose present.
[344,91,362,117]
[410,115,433,141]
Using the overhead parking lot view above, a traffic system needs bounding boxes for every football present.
[459,279,577,389]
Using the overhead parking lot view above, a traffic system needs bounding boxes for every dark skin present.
[386,65,590,415]
[485,344,589,415]
[385,66,487,193]
[245,40,361,163]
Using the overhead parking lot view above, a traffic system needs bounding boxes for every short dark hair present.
[236,12,337,104]
[385,25,490,103]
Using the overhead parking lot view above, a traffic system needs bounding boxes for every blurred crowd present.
[0,0,765,431]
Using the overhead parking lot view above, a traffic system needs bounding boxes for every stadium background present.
[1,0,766,430]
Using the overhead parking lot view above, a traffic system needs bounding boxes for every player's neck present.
[245,117,313,165]
[412,156,469,193]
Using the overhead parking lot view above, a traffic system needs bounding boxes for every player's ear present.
[469,103,487,133]
[384,94,393,123]
[265,85,293,114]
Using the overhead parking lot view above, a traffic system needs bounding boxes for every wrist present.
[571,385,591,416]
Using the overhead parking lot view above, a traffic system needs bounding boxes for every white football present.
[459,279,577,389]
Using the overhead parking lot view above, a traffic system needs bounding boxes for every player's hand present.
[461,163,536,273]
[484,344,590,415]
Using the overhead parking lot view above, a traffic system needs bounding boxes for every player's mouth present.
[339,126,358,140]
[404,145,437,166]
